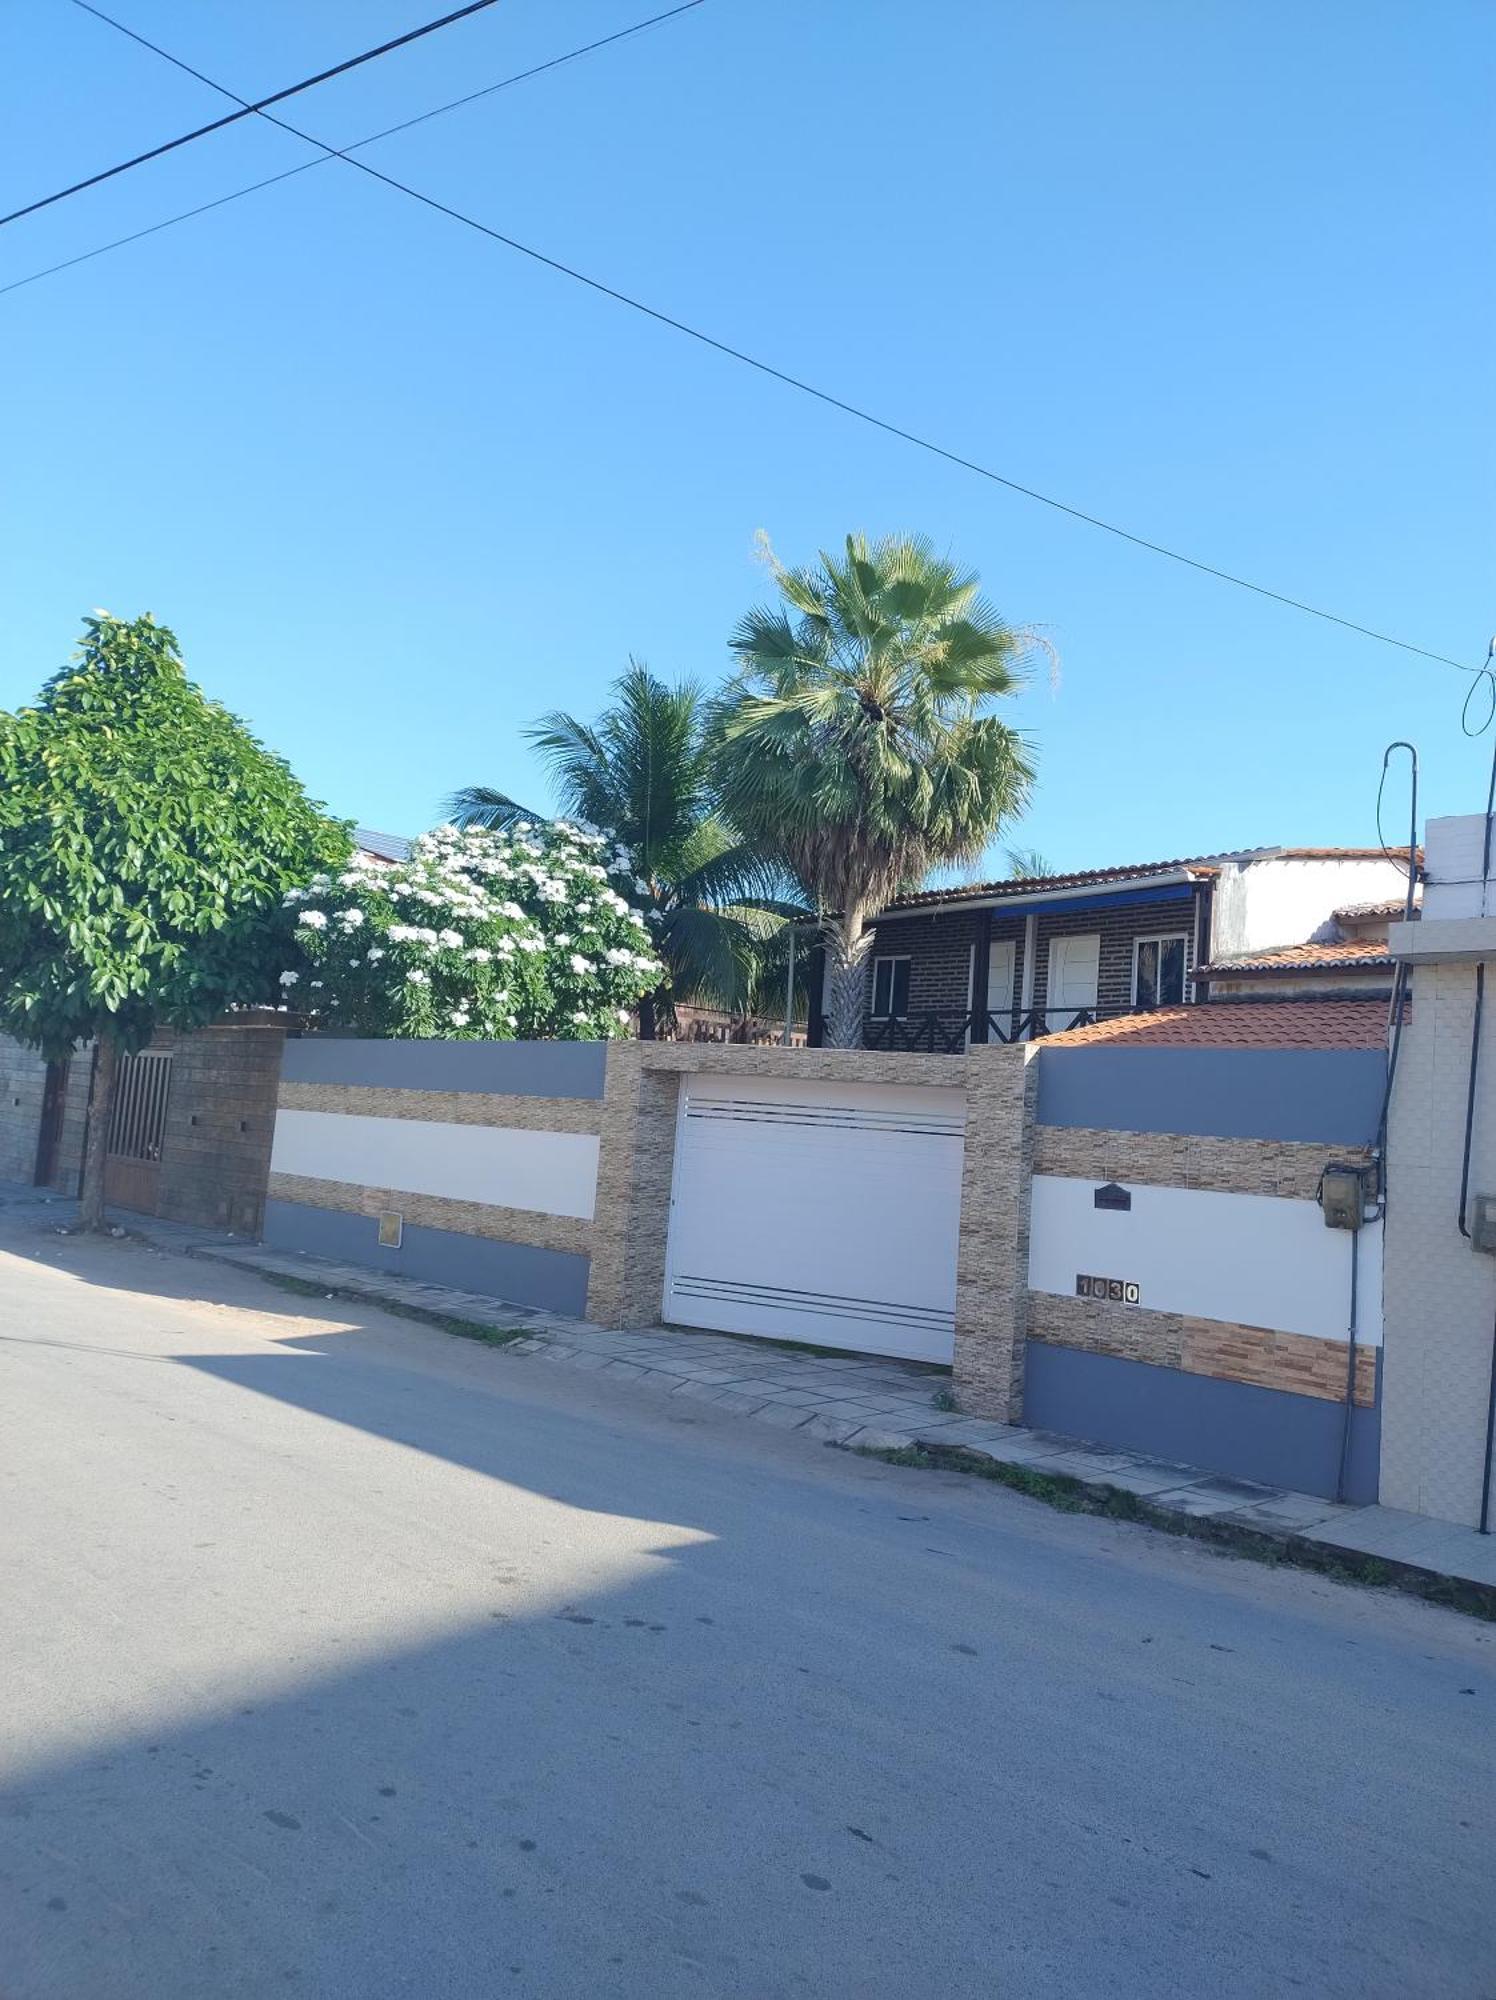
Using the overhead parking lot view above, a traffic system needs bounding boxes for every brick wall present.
[862,909,1032,1038]
[148,1022,286,1235]
[0,1038,90,1192]
[864,908,984,1023]
[1031,893,1199,1019]
[864,892,1202,1043]
[0,1038,48,1183]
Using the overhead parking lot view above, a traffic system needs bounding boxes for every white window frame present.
[870,954,912,1020]
[1132,933,1189,1009]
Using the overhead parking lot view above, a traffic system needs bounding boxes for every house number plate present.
[1076,1274,1140,1304]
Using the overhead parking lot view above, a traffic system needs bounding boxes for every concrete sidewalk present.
[8,1184,1496,1604]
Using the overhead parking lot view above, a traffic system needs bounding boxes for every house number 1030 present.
[1076,1274,1140,1304]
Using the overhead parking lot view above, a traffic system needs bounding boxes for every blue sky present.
[3,0,1491,869]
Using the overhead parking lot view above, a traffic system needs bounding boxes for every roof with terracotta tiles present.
[1197,937,1395,976]
[1333,896,1419,922]
[1040,1000,1391,1050]
[884,846,1412,912]
[885,854,1233,910]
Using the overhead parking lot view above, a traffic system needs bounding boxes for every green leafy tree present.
[0,613,349,1227]
[1004,846,1055,880]
[282,821,664,1039]
[712,534,1037,1045]
[449,662,798,1037]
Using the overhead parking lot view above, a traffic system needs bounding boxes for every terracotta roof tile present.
[886,855,1231,910]
[1333,896,1419,922]
[1040,1001,1390,1051]
[886,845,1413,913]
[1198,938,1395,975]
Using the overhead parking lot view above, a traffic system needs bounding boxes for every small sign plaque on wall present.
[377,1210,403,1250]
[1076,1273,1140,1304]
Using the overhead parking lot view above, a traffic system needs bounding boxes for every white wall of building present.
[1421,814,1496,920]
[1209,856,1410,958]
[1028,1174,1380,1346]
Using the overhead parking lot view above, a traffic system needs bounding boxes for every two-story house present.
[827,846,1415,1050]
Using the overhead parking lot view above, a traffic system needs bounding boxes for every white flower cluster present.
[281,818,663,1041]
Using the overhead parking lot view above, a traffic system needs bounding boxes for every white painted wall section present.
[1028,1174,1381,1345]
[1209,857,1411,957]
[270,1109,599,1220]
[1422,814,1496,920]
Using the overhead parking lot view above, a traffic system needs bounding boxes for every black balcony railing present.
[862,1006,1125,1053]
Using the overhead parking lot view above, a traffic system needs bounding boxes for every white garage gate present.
[661,1073,965,1362]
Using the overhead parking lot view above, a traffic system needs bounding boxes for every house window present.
[870,955,911,1019]
[1133,934,1188,1009]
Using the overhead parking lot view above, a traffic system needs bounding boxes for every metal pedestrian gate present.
[104,1050,173,1214]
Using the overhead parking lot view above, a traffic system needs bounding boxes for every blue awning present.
[992,881,1199,922]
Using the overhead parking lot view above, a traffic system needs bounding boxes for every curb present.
[176,1239,1496,1623]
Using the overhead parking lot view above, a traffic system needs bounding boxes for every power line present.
[0,0,504,229]
[2,1,708,300]
[50,8,1483,677]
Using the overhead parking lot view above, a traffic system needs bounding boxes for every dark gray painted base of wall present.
[1023,1340,1380,1503]
[262,1199,591,1318]
[1036,1047,1385,1145]
[281,1036,606,1099]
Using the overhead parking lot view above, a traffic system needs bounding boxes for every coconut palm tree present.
[449,662,796,1038]
[712,534,1036,1047]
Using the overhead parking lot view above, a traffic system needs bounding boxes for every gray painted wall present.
[262,1199,591,1318]
[1023,1339,1380,1503]
[281,1036,607,1100]
[1036,1046,1384,1144]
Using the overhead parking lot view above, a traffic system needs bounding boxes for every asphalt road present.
[1,1216,1492,2000]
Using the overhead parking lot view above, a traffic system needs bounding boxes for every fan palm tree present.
[1004,846,1055,881]
[712,534,1036,1047]
[449,663,796,1038]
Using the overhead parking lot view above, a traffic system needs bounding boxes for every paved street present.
[1,1218,1492,1999]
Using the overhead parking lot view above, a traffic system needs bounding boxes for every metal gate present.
[104,1050,173,1214]
[33,1058,70,1187]
[662,1074,965,1362]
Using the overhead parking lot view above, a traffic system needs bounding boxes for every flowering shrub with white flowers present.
[280,821,664,1040]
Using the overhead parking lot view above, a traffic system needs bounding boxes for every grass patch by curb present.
[852,1442,1496,1623]
[196,1258,528,1349]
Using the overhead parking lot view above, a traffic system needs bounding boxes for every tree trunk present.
[637,990,658,1041]
[78,1034,119,1232]
[822,915,875,1048]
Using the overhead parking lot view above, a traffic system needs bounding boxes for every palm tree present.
[1004,846,1055,881]
[712,534,1036,1047]
[449,662,795,1038]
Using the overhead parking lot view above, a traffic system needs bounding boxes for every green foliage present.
[713,534,1037,931]
[283,821,665,1040]
[1004,846,1055,881]
[449,662,802,1026]
[712,533,1037,1041]
[0,613,349,1057]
